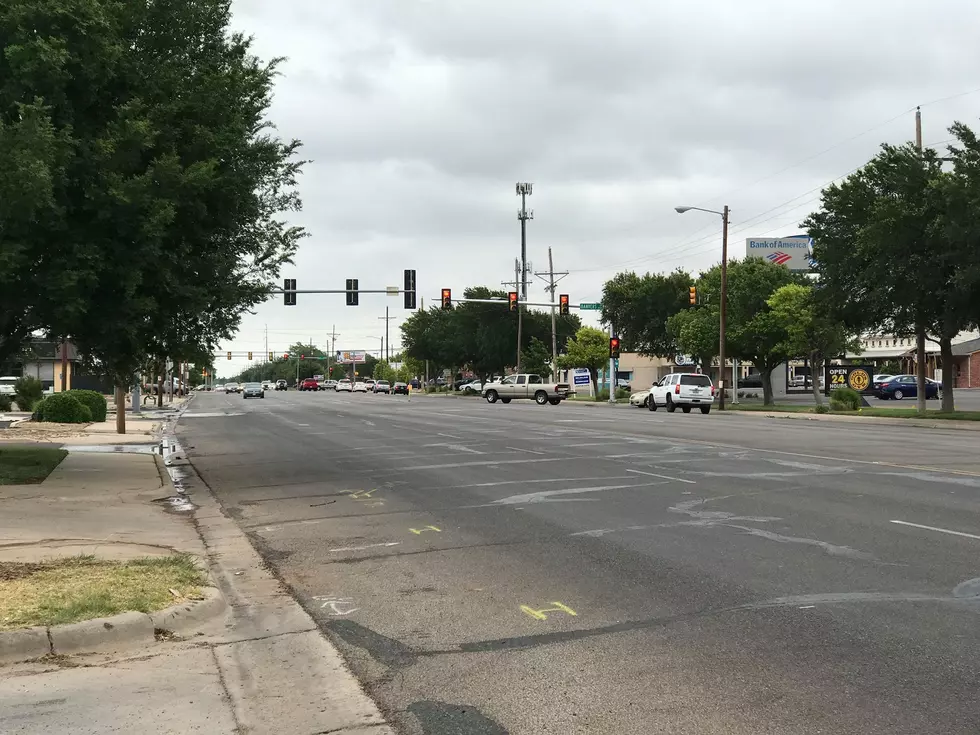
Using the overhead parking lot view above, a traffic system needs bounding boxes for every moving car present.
[335,379,352,392]
[322,380,338,390]
[482,374,574,405]
[363,379,376,392]
[275,379,287,391]
[648,373,715,414]
[261,381,273,391]
[374,380,391,394]
[392,382,409,395]
[874,374,940,400]
[629,390,650,408]
[352,381,368,393]
[298,378,319,392]
[242,382,264,399]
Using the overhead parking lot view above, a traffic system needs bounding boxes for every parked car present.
[322,380,338,390]
[335,379,352,392]
[875,374,940,400]
[363,378,376,392]
[353,381,368,393]
[482,374,574,405]
[374,380,391,394]
[242,382,264,399]
[299,378,319,392]
[275,379,287,391]
[392,382,409,395]
[616,378,632,392]
[0,376,18,395]
[462,381,483,394]
[261,381,273,391]
[629,390,650,408]
[648,373,715,414]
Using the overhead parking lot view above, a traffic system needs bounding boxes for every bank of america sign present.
[746,236,814,272]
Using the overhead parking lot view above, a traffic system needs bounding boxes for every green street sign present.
[579,302,601,311]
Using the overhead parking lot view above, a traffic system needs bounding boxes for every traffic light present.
[404,269,417,310]
[300,354,305,360]
[346,278,359,306]
[283,278,297,306]
[226,351,232,360]
[689,286,697,305]
[441,288,452,309]
[609,337,621,359]
[269,352,274,361]
[559,294,569,315]
[283,353,289,359]
[247,351,252,361]
[508,291,518,312]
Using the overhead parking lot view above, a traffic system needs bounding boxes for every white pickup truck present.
[648,372,715,414]
[482,374,574,405]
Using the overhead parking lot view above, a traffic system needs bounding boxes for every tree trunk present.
[940,336,955,412]
[115,384,126,434]
[810,352,824,406]
[156,360,164,408]
[590,368,599,401]
[760,369,774,406]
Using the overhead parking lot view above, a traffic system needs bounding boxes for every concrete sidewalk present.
[1,433,392,734]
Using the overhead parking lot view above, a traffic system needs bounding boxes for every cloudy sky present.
[216,0,980,378]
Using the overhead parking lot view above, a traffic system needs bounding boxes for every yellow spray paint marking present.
[349,489,377,499]
[409,525,441,535]
[520,601,577,621]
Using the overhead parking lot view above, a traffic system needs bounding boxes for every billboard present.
[337,350,366,364]
[745,236,816,272]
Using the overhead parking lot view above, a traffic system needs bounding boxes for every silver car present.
[242,382,264,399]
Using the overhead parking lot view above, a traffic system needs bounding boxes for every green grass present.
[0,446,68,485]
[728,404,980,420]
[0,554,207,630]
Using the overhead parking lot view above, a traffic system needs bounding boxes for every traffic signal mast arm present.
[437,296,587,308]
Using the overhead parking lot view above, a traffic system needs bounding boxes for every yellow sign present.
[848,369,870,392]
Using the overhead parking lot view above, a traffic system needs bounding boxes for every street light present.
[675,204,730,411]
[363,335,384,357]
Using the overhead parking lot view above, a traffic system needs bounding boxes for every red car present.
[298,378,319,392]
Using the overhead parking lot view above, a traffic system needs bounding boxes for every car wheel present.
[893,390,904,400]
[666,395,676,413]
[681,406,691,414]
[486,390,498,404]
[700,406,710,414]
[548,398,561,405]
[501,398,511,404]
[534,391,548,405]
[648,395,657,411]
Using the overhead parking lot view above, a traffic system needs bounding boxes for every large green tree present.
[601,269,693,357]
[556,326,609,400]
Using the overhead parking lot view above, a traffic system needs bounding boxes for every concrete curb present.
[728,409,980,430]
[0,587,225,665]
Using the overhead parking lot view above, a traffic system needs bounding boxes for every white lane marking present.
[507,446,545,455]
[395,457,569,471]
[492,482,664,505]
[363,420,376,426]
[890,520,980,541]
[438,432,462,439]
[556,419,616,423]
[329,542,400,553]
[561,442,622,448]
[297,423,310,427]
[605,452,652,459]
[459,476,632,488]
[422,442,483,454]
[626,468,696,484]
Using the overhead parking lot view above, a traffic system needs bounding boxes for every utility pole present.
[914,106,927,415]
[264,324,268,364]
[719,205,729,411]
[513,259,524,373]
[516,183,533,300]
[534,246,568,376]
[378,307,396,362]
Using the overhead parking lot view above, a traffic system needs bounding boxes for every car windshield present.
[680,375,712,386]
[245,383,261,388]
[377,381,389,385]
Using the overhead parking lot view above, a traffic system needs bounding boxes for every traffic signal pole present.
[608,323,617,405]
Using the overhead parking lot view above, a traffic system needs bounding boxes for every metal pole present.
[731,358,739,404]
[520,191,527,300]
[385,306,390,362]
[719,205,729,411]
[914,107,927,415]
[548,247,557,377]
[515,258,523,373]
[608,323,617,404]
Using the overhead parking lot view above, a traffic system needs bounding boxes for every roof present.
[952,337,980,356]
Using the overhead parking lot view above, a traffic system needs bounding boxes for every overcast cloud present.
[217,0,980,376]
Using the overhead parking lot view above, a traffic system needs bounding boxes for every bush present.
[13,376,44,412]
[66,390,108,422]
[37,392,92,423]
[814,404,830,414]
[614,387,629,400]
[829,386,862,411]
[0,395,12,412]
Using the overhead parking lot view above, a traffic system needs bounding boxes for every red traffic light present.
[558,294,569,315]
[508,291,519,312]
[441,288,452,309]
[609,337,621,359]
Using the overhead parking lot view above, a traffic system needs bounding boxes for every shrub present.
[0,394,12,412]
[66,390,108,422]
[13,376,44,412]
[814,404,830,414]
[829,386,862,411]
[37,392,92,423]
[614,387,629,400]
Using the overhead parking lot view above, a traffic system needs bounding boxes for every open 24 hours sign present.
[824,365,874,395]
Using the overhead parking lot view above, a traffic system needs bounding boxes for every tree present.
[601,269,693,357]
[666,307,718,375]
[768,283,860,405]
[521,337,553,379]
[556,326,609,400]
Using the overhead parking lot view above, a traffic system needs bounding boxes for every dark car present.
[875,374,940,400]
[299,378,319,392]
[392,382,409,395]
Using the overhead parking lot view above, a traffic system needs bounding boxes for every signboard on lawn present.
[313,374,325,381]
[572,368,591,386]
[745,236,816,272]
[337,350,366,363]
[825,364,874,395]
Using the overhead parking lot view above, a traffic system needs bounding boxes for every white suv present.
[648,373,715,414]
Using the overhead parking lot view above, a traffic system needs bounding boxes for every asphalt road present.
[178,390,980,735]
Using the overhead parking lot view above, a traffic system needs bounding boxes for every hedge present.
[37,393,92,423]
[65,390,108,422]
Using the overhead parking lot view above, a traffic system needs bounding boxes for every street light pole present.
[675,204,730,411]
